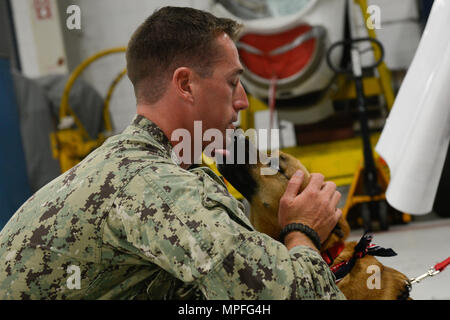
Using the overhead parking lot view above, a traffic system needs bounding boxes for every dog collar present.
[321,242,345,266]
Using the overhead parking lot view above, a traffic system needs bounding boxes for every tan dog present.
[217,138,411,299]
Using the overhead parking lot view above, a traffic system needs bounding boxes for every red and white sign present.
[33,0,52,20]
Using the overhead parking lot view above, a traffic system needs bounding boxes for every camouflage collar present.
[132,115,173,159]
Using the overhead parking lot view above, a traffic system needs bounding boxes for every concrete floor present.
[338,184,450,300]
[347,214,450,300]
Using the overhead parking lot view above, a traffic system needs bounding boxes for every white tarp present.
[375,0,450,214]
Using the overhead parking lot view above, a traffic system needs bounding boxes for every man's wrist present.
[280,222,322,251]
[283,231,320,253]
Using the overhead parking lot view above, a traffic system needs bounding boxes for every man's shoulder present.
[136,163,227,198]
[131,164,251,229]
[115,162,234,218]
[96,129,170,163]
[129,163,206,204]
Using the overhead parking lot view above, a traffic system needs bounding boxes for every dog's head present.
[217,134,349,250]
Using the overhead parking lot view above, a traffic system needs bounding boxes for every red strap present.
[434,257,450,272]
[321,242,345,265]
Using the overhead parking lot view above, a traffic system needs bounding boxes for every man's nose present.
[234,81,249,111]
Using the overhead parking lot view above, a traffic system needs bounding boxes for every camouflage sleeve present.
[103,166,345,300]
[201,236,346,300]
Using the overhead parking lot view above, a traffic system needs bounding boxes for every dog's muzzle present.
[217,134,258,201]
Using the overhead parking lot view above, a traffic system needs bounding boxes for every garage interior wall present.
[46,0,422,134]
[55,0,212,134]
[352,0,422,69]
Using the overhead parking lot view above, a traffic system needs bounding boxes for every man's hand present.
[278,170,342,246]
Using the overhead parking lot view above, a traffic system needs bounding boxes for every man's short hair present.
[126,6,242,104]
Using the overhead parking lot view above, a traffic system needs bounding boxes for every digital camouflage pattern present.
[0,115,346,300]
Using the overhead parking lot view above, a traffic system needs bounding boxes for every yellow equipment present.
[51,47,127,173]
[211,0,411,225]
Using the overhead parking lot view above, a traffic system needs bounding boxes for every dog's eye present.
[268,158,287,175]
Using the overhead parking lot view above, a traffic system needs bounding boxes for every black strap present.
[279,223,321,251]
[332,233,397,282]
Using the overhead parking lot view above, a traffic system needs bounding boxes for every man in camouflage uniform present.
[0,7,346,300]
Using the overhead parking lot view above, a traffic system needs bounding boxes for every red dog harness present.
[321,242,345,266]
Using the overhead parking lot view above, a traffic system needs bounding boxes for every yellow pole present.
[59,47,127,139]
[354,0,395,109]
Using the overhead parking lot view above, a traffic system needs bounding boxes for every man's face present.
[192,33,249,150]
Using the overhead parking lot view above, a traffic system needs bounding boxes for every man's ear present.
[172,67,195,103]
